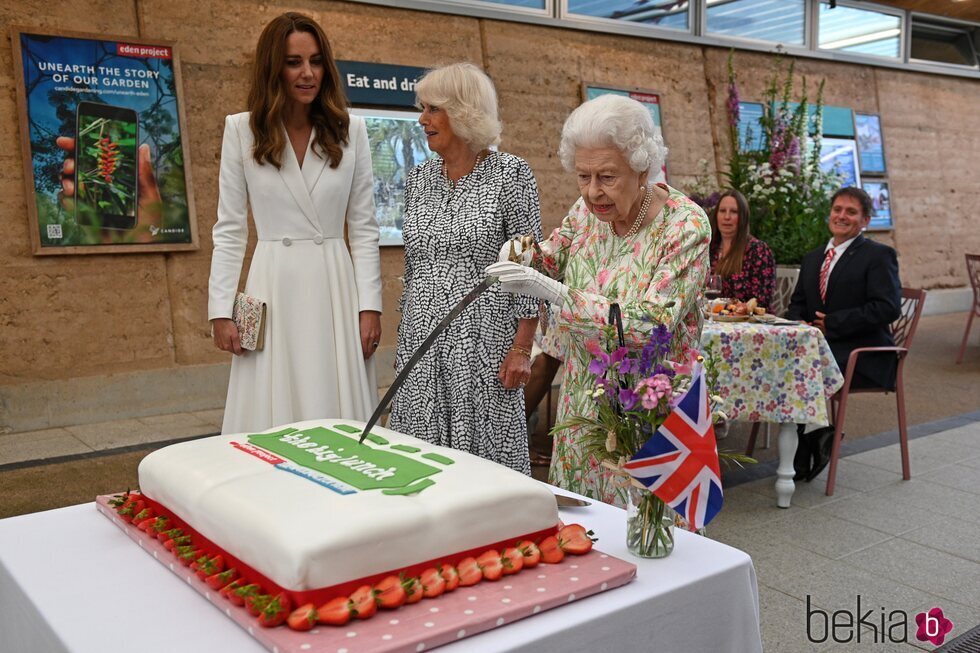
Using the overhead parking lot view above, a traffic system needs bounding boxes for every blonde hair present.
[415,63,501,150]
[558,94,667,174]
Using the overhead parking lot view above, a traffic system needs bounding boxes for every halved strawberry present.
[456,557,482,587]
[164,535,192,552]
[132,507,155,524]
[257,593,291,628]
[317,596,351,626]
[349,584,377,619]
[477,550,503,581]
[516,540,541,568]
[420,567,446,598]
[538,535,565,563]
[195,554,226,580]
[373,575,406,609]
[206,567,239,591]
[403,576,424,604]
[439,563,460,592]
[149,517,171,535]
[246,593,271,617]
[501,547,524,575]
[108,491,134,509]
[228,583,260,607]
[219,579,244,602]
[178,548,202,566]
[287,603,318,631]
[118,499,145,524]
[558,524,597,555]
[136,517,157,531]
[158,527,182,543]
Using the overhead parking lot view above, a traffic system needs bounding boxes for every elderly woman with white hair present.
[488,94,710,505]
[387,62,542,475]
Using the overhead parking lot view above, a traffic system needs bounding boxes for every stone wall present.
[1,1,977,429]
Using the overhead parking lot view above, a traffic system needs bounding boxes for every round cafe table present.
[700,319,844,507]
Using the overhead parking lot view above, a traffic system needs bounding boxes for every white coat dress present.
[208,112,382,434]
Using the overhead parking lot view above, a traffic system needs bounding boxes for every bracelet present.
[509,345,532,358]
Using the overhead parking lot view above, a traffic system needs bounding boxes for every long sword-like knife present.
[358,276,499,444]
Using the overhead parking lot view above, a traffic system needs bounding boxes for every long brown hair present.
[709,189,751,277]
[247,12,349,169]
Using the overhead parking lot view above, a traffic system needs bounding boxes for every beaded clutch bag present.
[232,292,267,351]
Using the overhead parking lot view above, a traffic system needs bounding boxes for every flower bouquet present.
[554,323,751,558]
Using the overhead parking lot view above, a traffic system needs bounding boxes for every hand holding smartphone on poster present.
[56,102,162,238]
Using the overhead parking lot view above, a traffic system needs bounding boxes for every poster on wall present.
[351,107,435,246]
[737,102,765,152]
[854,113,886,175]
[582,83,668,183]
[862,180,893,230]
[819,138,861,189]
[12,28,197,255]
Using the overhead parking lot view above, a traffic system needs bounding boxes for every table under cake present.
[0,487,762,653]
[701,320,844,507]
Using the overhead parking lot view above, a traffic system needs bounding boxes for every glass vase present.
[625,485,675,558]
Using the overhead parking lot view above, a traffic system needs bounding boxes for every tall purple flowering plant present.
[724,51,840,265]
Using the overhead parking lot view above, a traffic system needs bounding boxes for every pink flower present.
[597,268,610,285]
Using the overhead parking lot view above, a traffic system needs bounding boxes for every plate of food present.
[708,297,767,322]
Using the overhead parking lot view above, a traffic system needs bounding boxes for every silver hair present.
[558,94,667,174]
[415,62,502,150]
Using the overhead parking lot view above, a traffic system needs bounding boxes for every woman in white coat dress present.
[208,13,382,434]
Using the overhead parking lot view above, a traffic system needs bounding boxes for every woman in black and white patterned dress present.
[387,63,541,474]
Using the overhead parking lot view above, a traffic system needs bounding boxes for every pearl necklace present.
[443,150,488,189]
[619,185,654,240]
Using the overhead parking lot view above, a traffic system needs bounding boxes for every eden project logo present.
[806,596,954,646]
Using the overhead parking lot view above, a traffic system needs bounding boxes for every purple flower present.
[619,387,639,410]
[726,82,740,128]
[588,356,609,376]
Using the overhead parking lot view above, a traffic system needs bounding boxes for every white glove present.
[486,261,568,308]
[497,238,534,265]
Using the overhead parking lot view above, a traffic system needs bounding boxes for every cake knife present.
[358,275,500,444]
[359,236,539,445]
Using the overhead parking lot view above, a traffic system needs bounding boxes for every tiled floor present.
[711,421,980,652]
[1,410,978,651]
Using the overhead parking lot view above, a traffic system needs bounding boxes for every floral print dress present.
[537,184,710,507]
[710,237,776,309]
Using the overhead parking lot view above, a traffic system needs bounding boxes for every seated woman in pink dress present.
[709,189,776,309]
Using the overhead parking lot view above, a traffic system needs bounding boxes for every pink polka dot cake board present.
[97,495,637,653]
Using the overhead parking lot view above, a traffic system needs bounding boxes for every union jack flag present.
[623,364,723,530]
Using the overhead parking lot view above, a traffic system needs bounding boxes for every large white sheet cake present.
[138,419,559,592]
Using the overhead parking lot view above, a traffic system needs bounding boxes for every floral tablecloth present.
[701,321,843,425]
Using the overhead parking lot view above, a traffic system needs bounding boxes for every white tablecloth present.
[0,490,762,653]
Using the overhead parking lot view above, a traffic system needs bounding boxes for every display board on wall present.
[862,180,893,230]
[582,83,668,183]
[737,102,765,152]
[337,61,427,108]
[351,107,435,247]
[820,137,861,189]
[11,28,197,255]
[855,113,886,175]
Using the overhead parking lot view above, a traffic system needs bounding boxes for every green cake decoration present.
[421,453,455,465]
[381,478,437,496]
[247,427,440,493]
[333,424,360,434]
[391,444,421,453]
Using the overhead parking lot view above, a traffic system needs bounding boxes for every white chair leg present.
[762,422,772,449]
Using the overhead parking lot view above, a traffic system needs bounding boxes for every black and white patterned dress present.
[388,152,542,474]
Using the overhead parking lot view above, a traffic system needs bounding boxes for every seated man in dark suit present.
[787,187,902,481]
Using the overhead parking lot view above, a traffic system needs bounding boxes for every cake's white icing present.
[138,419,558,591]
